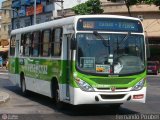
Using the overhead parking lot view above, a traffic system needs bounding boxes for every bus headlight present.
[75,78,94,92]
[131,79,145,91]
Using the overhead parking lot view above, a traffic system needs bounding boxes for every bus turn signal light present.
[133,94,144,99]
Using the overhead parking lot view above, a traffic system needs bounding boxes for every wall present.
[12,0,55,29]
[1,0,11,40]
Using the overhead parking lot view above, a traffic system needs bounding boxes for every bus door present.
[65,34,72,100]
[62,25,74,101]
[15,34,20,74]
[9,34,20,86]
[10,34,20,74]
[61,34,73,101]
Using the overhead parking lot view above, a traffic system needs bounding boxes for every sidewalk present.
[0,91,10,103]
[0,67,8,77]
[0,68,10,103]
[0,67,8,73]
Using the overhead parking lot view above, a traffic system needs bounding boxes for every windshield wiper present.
[93,31,110,47]
[119,32,131,47]
[93,31,105,40]
[113,32,131,53]
[93,31,110,55]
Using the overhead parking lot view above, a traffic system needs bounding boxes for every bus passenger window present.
[42,30,50,57]
[20,34,25,55]
[52,28,62,56]
[10,35,16,56]
[24,33,31,56]
[31,31,40,57]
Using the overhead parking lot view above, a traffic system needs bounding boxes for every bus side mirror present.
[71,36,77,50]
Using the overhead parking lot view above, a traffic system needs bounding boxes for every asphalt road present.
[0,73,160,120]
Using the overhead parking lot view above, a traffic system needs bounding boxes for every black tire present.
[54,83,64,109]
[109,103,122,110]
[21,75,27,95]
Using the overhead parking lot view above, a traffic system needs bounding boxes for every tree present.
[72,0,159,16]
[111,0,159,16]
[72,0,104,15]
[153,0,160,6]
[142,0,160,8]
[111,0,139,16]
[124,0,138,16]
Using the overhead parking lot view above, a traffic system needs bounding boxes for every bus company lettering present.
[24,64,48,74]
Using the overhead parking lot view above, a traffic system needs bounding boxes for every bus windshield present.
[76,33,145,75]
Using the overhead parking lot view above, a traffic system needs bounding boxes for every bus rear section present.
[67,15,147,105]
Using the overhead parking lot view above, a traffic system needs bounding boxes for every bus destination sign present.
[78,18,143,33]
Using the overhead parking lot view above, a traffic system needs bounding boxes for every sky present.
[0,0,4,8]
[0,0,2,8]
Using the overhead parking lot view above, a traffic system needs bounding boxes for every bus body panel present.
[9,15,147,105]
[69,86,146,105]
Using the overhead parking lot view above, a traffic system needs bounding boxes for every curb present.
[0,91,10,104]
[0,72,8,75]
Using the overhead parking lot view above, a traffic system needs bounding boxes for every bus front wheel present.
[109,103,122,110]
[20,75,27,95]
[54,83,64,109]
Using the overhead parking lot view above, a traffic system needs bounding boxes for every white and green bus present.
[9,15,147,108]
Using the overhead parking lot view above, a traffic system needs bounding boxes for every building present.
[12,0,55,29]
[11,0,89,28]
[1,0,11,41]
[11,0,89,29]
[0,12,2,41]
[0,0,12,60]
[54,0,88,17]
[55,0,124,17]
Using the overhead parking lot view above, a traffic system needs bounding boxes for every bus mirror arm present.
[71,35,77,50]
[71,39,77,50]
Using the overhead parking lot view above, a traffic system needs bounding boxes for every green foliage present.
[122,0,159,16]
[123,0,139,16]
[72,0,160,15]
[72,0,104,15]
[139,0,160,6]
[144,0,155,4]
[153,0,160,6]
[124,0,138,6]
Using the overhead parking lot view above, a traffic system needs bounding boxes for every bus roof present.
[11,15,142,35]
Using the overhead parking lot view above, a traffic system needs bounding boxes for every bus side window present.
[10,35,16,56]
[41,30,51,57]
[31,31,40,57]
[51,28,62,56]
[24,33,32,56]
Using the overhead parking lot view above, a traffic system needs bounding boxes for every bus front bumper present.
[70,87,146,105]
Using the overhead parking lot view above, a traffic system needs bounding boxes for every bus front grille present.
[97,87,128,90]
[100,94,125,99]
